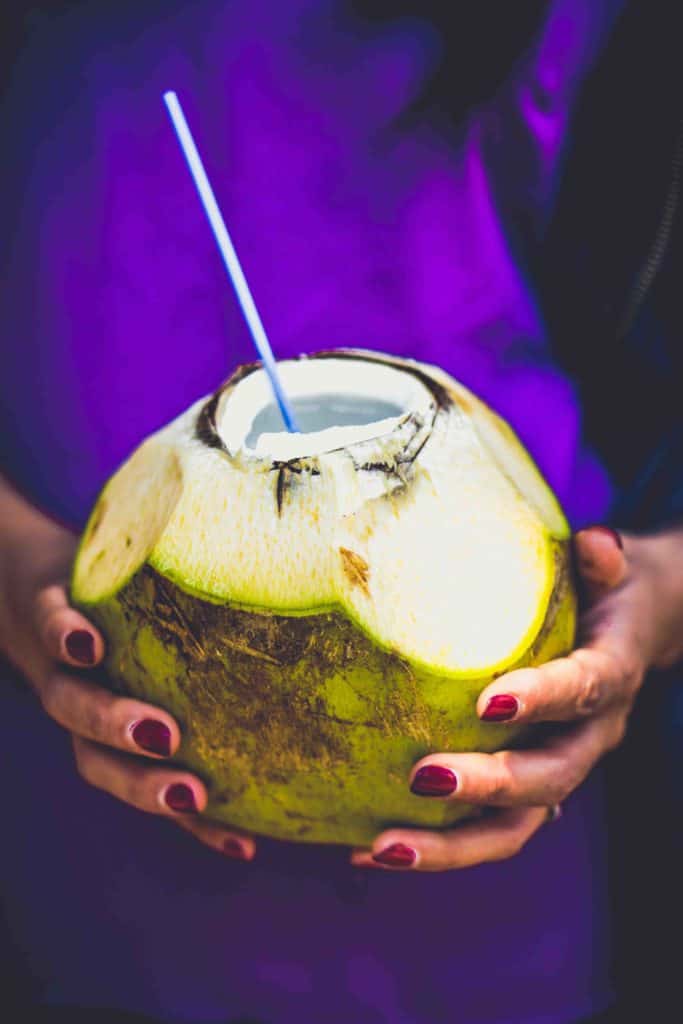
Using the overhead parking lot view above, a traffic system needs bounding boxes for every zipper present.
[617,115,683,339]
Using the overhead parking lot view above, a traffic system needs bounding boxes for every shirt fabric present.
[1,2,626,1021]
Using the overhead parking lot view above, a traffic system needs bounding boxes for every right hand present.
[0,475,255,862]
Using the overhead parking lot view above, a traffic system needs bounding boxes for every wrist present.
[640,526,683,670]
[0,475,77,657]
[0,475,64,547]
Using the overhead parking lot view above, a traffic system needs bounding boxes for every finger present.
[174,817,256,861]
[34,583,105,667]
[350,806,549,871]
[477,645,630,724]
[573,526,627,596]
[41,671,181,758]
[72,735,207,815]
[408,710,626,807]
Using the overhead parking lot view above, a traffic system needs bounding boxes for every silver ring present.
[546,804,562,823]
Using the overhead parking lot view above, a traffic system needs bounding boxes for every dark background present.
[2,4,682,1022]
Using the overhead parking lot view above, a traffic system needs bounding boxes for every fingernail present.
[164,783,197,813]
[65,630,96,666]
[411,764,458,797]
[131,719,172,757]
[584,524,623,550]
[373,843,417,867]
[222,838,248,860]
[481,694,519,722]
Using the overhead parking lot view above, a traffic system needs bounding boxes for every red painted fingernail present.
[164,783,197,813]
[481,694,519,722]
[131,719,172,757]
[411,764,458,797]
[65,630,96,665]
[373,843,417,867]
[222,838,248,860]
[584,524,623,549]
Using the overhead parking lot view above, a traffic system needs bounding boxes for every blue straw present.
[163,90,299,432]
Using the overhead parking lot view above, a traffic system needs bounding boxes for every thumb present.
[573,526,627,598]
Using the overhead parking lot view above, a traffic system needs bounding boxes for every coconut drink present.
[71,349,576,845]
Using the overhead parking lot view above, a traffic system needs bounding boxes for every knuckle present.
[560,754,591,796]
[488,751,518,803]
[606,716,628,752]
[609,649,643,697]
[570,651,602,715]
[40,676,64,723]
[576,673,603,716]
[438,840,469,870]
[550,777,575,804]
[71,739,92,783]
[440,858,464,873]
[121,773,150,812]
[491,833,526,862]
[543,759,580,804]
[620,693,636,718]
[82,700,109,741]
[622,657,644,695]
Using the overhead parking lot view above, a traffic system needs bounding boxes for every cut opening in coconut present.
[217,357,435,462]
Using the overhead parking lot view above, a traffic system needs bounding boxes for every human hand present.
[0,478,254,861]
[351,524,683,871]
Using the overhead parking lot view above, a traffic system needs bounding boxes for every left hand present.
[351,524,683,872]
[0,476,255,862]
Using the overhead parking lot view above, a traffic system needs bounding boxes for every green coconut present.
[71,350,576,845]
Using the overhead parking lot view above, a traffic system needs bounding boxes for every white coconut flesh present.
[73,352,569,677]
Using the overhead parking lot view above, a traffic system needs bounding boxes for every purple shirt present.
[1,2,624,1020]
